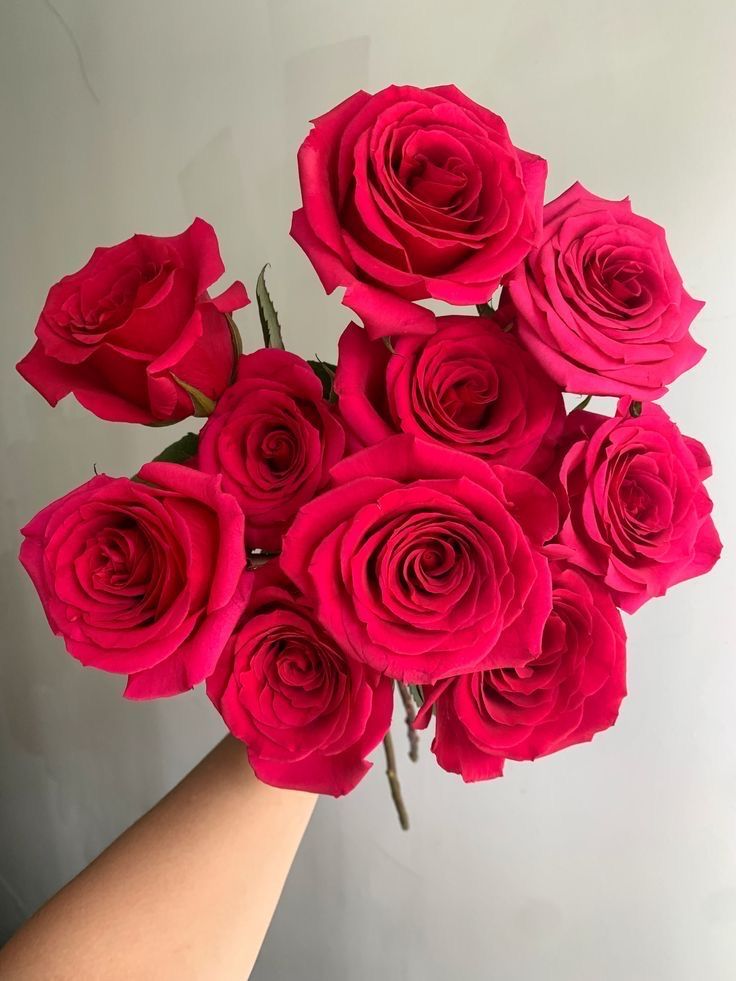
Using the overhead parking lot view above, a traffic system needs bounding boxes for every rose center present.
[64,261,172,339]
[397,140,470,210]
[376,514,477,616]
[618,473,673,533]
[583,247,656,318]
[88,523,152,596]
[620,478,651,519]
[260,428,298,474]
[276,641,324,688]
[439,369,496,428]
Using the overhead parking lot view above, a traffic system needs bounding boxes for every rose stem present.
[397,682,419,762]
[382,732,410,831]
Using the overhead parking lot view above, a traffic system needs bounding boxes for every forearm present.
[0,736,316,980]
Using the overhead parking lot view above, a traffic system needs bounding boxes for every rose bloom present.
[414,564,627,782]
[557,399,721,612]
[17,219,248,424]
[334,316,564,469]
[19,462,250,698]
[197,349,345,551]
[501,183,705,399]
[281,435,557,685]
[207,563,393,796]
[291,84,546,339]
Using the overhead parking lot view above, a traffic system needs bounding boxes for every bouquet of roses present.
[17,85,721,828]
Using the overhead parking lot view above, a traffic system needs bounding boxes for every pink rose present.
[17,219,248,424]
[281,435,557,684]
[207,563,393,796]
[197,349,345,551]
[415,564,627,782]
[334,316,564,469]
[19,462,250,698]
[501,183,705,398]
[291,85,546,339]
[556,399,721,612]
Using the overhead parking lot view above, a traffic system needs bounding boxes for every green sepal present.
[408,684,424,708]
[225,313,243,373]
[308,358,337,401]
[171,375,216,417]
[572,394,592,412]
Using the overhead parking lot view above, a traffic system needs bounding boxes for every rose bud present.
[17,218,248,424]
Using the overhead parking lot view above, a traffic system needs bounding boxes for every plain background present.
[1,1,735,978]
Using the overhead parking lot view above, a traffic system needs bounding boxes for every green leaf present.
[476,302,494,318]
[572,394,592,412]
[307,358,337,401]
[630,400,643,417]
[408,684,424,708]
[132,431,200,481]
[171,374,216,417]
[256,264,284,350]
[151,432,199,466]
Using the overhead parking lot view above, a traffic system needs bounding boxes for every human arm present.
[0,735,316,980]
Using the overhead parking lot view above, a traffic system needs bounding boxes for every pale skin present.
[0,736,317,980]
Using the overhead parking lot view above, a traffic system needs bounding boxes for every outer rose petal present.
[250,752,371,797]
[17,342,78,407]
[343,281,438,339]
[124,575,252,699]
[19,475,116,635]
[432,697,506,782]
[333,322,395,446]
[247,664,394,797]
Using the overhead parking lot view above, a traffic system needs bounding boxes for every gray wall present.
[1,2,735,978]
